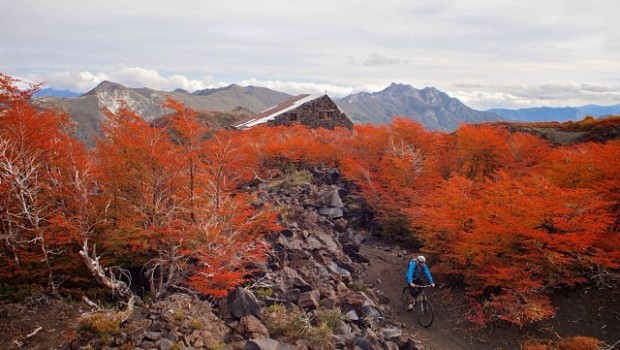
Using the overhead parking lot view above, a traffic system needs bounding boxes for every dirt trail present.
[361,245,479,349]
[361,244,523,350]
[360,243,620,350]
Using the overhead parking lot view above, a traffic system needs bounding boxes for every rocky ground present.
[1,166,619,350]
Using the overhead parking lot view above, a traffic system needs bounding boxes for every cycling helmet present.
[417,255,426,263]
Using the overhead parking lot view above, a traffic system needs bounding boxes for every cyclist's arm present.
[422,264,434,285]
[406,261,414,285]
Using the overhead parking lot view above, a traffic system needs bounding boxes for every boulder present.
[338,292,366,311]
[322,187,344,208]
[229,287,262,319]
[381,327,403,341]
[238,315,269,339]
[319,206,344,218]
[281,267,313,292]
[354,328,383,350]
[315,231,340,251]
[297,290,320,310]
[245,338,292,350]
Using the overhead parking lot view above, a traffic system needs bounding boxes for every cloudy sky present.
[2,0,619,109]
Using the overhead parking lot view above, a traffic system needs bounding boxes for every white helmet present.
[417,255,426,263]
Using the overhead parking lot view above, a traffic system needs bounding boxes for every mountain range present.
[35,81,504,142]
[34,81,620,143]
[33,87,81,98]
[34,81,291,141]
[488,104,620,122]
[338,83,502,130]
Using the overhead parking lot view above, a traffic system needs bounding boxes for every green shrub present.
[345,282,368,293]
[77,311,122,345]
[267,169,312,189]
[275,204,295,221]
[316,308,344,332]
[255,287,273,300]
[303,322,333,349]
[262,304,334,348]
[188,317,203,330]
[0,283,34,302]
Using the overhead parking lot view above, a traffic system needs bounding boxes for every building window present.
[318,110,334,120]
[290,113,298,121]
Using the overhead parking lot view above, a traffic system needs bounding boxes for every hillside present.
[6,168,618,350]
[336,83,503,131]
[33,80,510,143]
[489,116,620,144]
[2,76,619,350]
[34,81,291,142]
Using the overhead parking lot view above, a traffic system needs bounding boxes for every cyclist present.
[405,255,435,310]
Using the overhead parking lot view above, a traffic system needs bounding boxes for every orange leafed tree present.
[95,104,189,296]
[454,124,511,180]
[165,98,210,223]
[93,104,279,298]
[187,129,280,296]
[417,167,615,324]
[339,119,441,242]
[0,74,93,293]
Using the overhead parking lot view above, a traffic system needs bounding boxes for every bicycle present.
[401,284,434,327]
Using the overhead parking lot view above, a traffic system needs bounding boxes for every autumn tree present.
[339,119,440,242]
[186,129,279,296]
[0,73,92,293]
[95,105,188,297]
[165,98,210,222]
[417,166,615,324]
[93,104,279,298]
[454,124,511,180]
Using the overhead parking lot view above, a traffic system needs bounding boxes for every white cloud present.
[23,67,216,93]
[238,78,381,98]
[452,82,620,110]
[3,1,620,108]
[25,71,108,92]
[107,67,212,91]
[240,78,354,96]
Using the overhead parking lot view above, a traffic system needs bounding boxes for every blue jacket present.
[406,260,434,285]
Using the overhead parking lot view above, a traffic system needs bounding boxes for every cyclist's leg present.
[404,285,415,310]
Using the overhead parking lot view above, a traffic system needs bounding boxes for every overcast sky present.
[2,0,619,109]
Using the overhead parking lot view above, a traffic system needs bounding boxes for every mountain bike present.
[401,285,434,327]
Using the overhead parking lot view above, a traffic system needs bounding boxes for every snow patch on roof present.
[235,94,323,129]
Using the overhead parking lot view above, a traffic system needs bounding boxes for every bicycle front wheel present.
[418,299,434,327]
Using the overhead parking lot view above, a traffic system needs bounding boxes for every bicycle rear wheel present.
[401,287,414,311]
[418,299,434,327]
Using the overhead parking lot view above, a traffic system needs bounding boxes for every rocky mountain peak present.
[378,82,419,98]
[192,83,243,96]
[173,88,190,94]
[335,82,502,129]
[227,83,243,89]
[83,80,128,96]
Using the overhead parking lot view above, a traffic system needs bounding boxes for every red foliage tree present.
[0,74,92,293]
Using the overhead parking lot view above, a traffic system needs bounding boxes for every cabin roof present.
[235,94,323,129]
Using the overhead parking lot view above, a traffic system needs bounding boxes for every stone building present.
[235,94,353,130]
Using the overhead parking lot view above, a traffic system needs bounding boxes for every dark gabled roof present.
[235,94,321,129]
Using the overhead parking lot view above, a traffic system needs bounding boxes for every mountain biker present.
[405,255,435,310]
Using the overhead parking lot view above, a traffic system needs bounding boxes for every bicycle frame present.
[402,284,435,327]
